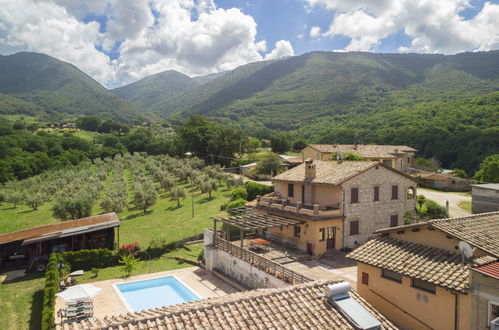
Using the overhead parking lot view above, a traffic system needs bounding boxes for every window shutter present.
[351,188,359,203]
[391,185,398,200]
[362,272,369,285]
[350,221,359,235]
[374,186,379,201]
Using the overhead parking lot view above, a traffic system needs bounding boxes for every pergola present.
[211,208,303,247]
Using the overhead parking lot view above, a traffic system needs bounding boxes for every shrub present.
[91,268,100,278]
[63,249,119,270]
[197,248,204,261]
[225,198,247,214]
[120,254,139,277]
[41,253,63,330]
[244,181,273,201]
[119,242,141,256]
[230,187,248,201]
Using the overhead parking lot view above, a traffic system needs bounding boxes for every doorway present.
[326,227,336,249]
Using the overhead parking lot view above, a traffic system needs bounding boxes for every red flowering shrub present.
[119,242,140,256]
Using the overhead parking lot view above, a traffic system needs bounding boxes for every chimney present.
[305,158,316,179]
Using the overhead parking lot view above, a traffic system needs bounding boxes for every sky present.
[0,0,498,88]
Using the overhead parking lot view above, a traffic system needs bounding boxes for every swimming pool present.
[114,276,200,311]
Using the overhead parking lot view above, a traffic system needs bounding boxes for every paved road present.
[418,188,471,218]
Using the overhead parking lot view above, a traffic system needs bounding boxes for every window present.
[407,157,411,164]
[362,272,369,285]
[391,185,399,200]
[413,278,436,294]
[351,187,359,203]
[319,228,325,241]
[382,269,402,283]
[294,225,301,238]
[390,215,399,227]
[350,221,359,235]
[288,184,294,197]
[374,186,380,201]
[383,159,392,167]
[489,302,499,325]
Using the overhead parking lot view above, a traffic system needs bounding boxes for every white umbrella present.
[56,284,102,301]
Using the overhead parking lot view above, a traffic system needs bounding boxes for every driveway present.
[418,188,471,217]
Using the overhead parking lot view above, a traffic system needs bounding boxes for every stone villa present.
[348,211,499,330]
[302,144,417,172]
[256,159,417,254]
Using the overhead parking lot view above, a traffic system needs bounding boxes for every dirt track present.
[418,188,471,217]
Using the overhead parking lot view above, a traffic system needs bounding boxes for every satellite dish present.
[458,241,475,259]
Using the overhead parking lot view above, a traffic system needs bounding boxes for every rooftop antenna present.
[458,241,475,264]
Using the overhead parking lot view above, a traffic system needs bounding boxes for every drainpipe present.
[342,187,346,249]
[452,291,460,330]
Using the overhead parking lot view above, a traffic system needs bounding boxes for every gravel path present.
[418,188,471,217]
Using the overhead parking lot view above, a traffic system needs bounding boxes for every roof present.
[212,212,303,230]
[347,236,496,292]
[306,144,417,158]
[471,183,499,190]
[472,261,499,279]
[375,212,499,257]
[61,280,397,330]
[0,213,120,245]
[273,160,414,185]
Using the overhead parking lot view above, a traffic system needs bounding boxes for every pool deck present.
[55,267,238,324]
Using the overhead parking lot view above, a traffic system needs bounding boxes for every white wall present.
[204,229,288,289]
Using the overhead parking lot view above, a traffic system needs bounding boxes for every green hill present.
[112,70,201,108]
[154,51,499,132]
[0,52,150,122]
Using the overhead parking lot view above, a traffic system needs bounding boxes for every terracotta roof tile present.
[376,212,499,257]
[472,261,499,279]
[307,144,417,158]
[347,236,497,292]
[61,280,397,330]
[273,160,377,185]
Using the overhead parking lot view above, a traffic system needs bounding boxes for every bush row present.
[41,253,63,330]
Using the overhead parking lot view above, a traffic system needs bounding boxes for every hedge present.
[244,181,273,201]
[63,249,119,270]
[41,253,62,330]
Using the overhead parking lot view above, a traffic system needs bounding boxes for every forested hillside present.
[112,70,201,108]
[0,52,149,122]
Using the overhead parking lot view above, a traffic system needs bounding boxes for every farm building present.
[0,213,120,271]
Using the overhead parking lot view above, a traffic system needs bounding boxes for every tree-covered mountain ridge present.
[0,52,151,122]
[148,50,499,133]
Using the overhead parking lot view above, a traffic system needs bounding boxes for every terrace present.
[256,193,342,219]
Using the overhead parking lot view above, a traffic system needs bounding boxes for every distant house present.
[418,171,472,191]
[302,144,417,172]
[0,213,120,271]
[348,212,499,330]
[279,155,303,169]
[255,158,417,253]
[472,184,499,213]
[240,162,257,176]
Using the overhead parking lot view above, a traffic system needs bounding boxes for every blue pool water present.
[116,276,200,311]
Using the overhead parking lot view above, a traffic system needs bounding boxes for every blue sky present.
[0,0,497,87]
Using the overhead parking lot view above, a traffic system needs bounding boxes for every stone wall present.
[342,165,417,247]
[203,229,288,290]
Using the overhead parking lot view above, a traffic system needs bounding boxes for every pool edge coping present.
[111,274,202,313]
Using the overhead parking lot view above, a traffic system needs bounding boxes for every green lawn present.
[0,273,45,330]
[458,200,472,212]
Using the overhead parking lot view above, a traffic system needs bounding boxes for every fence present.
[213,235,312,285]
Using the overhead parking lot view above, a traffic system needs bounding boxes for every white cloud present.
[0,0,294,87]
[264,40,294,60]
[305,0,499,53]
[309,26,321,38]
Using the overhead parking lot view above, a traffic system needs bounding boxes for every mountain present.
[112,70,201,108]
[152,51,499,132]
[0,52,149,122]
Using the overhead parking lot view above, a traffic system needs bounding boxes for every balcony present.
[256,194,342,220]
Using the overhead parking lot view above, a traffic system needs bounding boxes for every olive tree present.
[170,187,185,206]
[133,183,158,213]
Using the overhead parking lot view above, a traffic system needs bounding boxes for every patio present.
[55,266,238,326]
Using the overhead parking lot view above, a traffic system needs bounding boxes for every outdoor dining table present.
[249,238,271,253]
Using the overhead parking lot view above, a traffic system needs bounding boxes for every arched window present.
[407,186,416,199]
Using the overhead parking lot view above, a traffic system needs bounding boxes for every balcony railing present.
[213,235,312,285]
[256,195,342,218]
